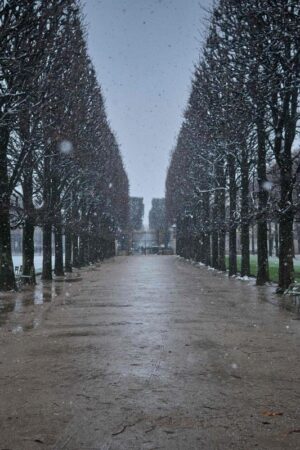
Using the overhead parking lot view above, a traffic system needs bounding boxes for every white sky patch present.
[83,0,212,223]
[262,181,273,192]
[59,140,73,155]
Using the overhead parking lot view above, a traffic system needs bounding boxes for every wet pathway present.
[0,256,299,449]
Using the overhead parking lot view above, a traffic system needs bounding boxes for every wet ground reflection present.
[0,282,62,331]
[1,264,300,332]
[279,294,300,316]
[256,287,300,318]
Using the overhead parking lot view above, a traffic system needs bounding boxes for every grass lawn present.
[225,255,300,283]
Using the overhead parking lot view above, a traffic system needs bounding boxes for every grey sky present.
[83,0,213,224]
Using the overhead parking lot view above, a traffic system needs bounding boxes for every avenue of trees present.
[0,0,129,291]
[166,0,300,290]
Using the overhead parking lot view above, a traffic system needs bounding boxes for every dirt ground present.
[0,255,299,450]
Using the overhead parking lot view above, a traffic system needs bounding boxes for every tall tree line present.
[0,0,129,291]
[166,0,300,290]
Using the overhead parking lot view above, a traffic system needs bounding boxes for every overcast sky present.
[83,0,213,224]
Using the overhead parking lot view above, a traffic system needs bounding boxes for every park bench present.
[15,265,35,286]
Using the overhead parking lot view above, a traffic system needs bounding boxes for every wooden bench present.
[15,266,35,286]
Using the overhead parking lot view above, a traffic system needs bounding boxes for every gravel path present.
[0,256,299,449]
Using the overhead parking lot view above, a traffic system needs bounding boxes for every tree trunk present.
[274,221,279,257]
[72,233,80,268]
[297,224,300,255]
[278,167,294,289]
[211,190,218,269]
[268,222,273,257]
[42,222,52,280]
[79,233,85,266]
[218,164,226,271]
[99,237,105,260]
[211,231,218,269]
[256,117,269,285]
[87,234,94,263]
[272,39,298,289]
[65,228,72,272]
[202,191,211,266]
[194,234,202,262]
[177,237,182,256]
[228,152,237,276]
[22,219,36,284]
[22,160,36,284]
[110,238,116,257]
[0,205,15,290]
[0,125,16,290]
[240,146,250,277]
[79,231,89,266]
[251,225,256,254]
[71,198,80,267]
[42,142,53,281]
[20,111,36,284]
[54,217,64,276]
[218,230,226,271]
[256,218,269,284]
[79,204,88,266]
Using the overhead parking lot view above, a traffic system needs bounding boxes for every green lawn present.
[225,255,300,283]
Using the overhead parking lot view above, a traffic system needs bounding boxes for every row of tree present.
[166,0,300,290]
[0,0,129,291]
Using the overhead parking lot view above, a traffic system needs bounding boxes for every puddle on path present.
[0,282,62,332]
